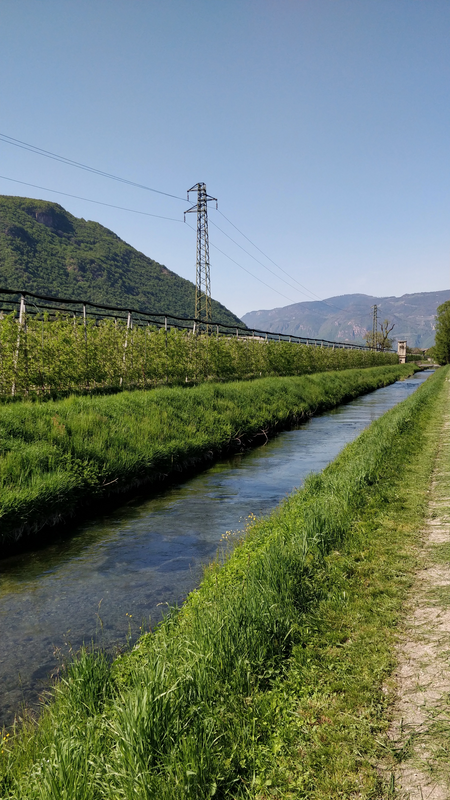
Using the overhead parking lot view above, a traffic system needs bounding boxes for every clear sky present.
[1,0,449,318]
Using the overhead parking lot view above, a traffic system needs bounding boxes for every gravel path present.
[390,387,450,798]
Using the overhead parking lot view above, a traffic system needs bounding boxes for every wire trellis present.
[0,288,397,398]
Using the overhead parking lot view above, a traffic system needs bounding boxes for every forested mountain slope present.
[0,195,242,325]
[242,290,450,349]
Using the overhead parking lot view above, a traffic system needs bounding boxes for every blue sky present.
[1,1,449,318]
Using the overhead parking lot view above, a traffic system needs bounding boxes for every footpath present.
[391,379,450,798]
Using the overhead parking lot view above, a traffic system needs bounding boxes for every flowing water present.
[0,371,432,726]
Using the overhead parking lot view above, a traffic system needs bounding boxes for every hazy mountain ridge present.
[242,291,450,349]
[0,195,243,326]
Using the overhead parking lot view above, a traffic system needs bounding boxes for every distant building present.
[397,340,407,364]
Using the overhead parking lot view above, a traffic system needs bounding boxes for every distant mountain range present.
[242,291,450,349]
[0,195,242,326]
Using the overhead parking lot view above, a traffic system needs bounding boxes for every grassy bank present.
[0,366,445,799]
[0,363,414,544]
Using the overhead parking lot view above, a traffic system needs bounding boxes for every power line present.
[210,242,294,303]
[215,212,390,327]
[209,218,318,301]
[0,133,187,201]
[196,210,386,324]
[217,209,321,299]
[0,168,295,305]
[0,173,376,327]
[0,175,183,222]
[185,220,293,303]
[0,173,321,306]
[0,134,385,324]
[1,130,317,300]
[0,170,321,306]
[216,209,356,314]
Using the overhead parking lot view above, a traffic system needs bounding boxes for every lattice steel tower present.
[371,304,378,351]
[185,183,217,328]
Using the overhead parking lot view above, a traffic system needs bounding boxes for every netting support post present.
[12,294,26,397]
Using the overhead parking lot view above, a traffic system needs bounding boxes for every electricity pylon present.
[371,304,378,350]
[185,183,217,330]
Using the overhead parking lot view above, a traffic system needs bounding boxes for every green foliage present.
[0,195,241,326]
[0,367,444,799]
[433,299,450,364]
[0,310,398,399]
[0,364,413,542]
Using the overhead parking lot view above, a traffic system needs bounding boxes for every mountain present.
[0,195,242,326]
[242,291,450,349]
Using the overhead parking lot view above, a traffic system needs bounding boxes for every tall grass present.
[0,366,444,799]
[0,363,414,543]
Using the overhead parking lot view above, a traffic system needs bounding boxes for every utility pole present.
[185,183,217,331]
[371,304,378,351]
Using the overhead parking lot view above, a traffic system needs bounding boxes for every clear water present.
[0,371,432,726]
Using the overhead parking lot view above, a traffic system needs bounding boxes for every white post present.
[120,311,132,386]
[12,295,26,396]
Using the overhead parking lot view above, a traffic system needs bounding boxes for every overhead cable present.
[210,218,318,301]
[0,132,383,320]
[217,209,323,299]
[217,209,373,316]
[184,220,293,303]
[0,175,183,222]
[1,172,298,304]
[0,133,187,201]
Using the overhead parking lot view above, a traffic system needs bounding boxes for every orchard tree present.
[433,300,450,364]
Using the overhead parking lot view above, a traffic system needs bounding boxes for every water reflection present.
[0,371,432,725]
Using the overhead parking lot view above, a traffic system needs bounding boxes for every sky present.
[1,0,450,318]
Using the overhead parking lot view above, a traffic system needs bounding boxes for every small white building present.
[397,340,407,364]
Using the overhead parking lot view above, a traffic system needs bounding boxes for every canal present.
[0,370,432,726]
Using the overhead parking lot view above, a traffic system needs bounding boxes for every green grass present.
[0,363,414,544]
[0,366,446,799]
[427,541,450,563]
[245,376,449,797]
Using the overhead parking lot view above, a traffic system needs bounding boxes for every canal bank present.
[0,364,415,546]
[1,367,446,800]
[0,368,427,728]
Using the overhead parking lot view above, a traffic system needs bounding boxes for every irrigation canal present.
[0,370,432,726]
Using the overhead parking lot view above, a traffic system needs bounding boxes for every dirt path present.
[390,386,450,798]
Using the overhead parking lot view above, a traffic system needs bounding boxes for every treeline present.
[0,313,397,398]
[432,298,450,364]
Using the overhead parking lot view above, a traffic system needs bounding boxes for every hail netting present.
[0,288,396,397]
